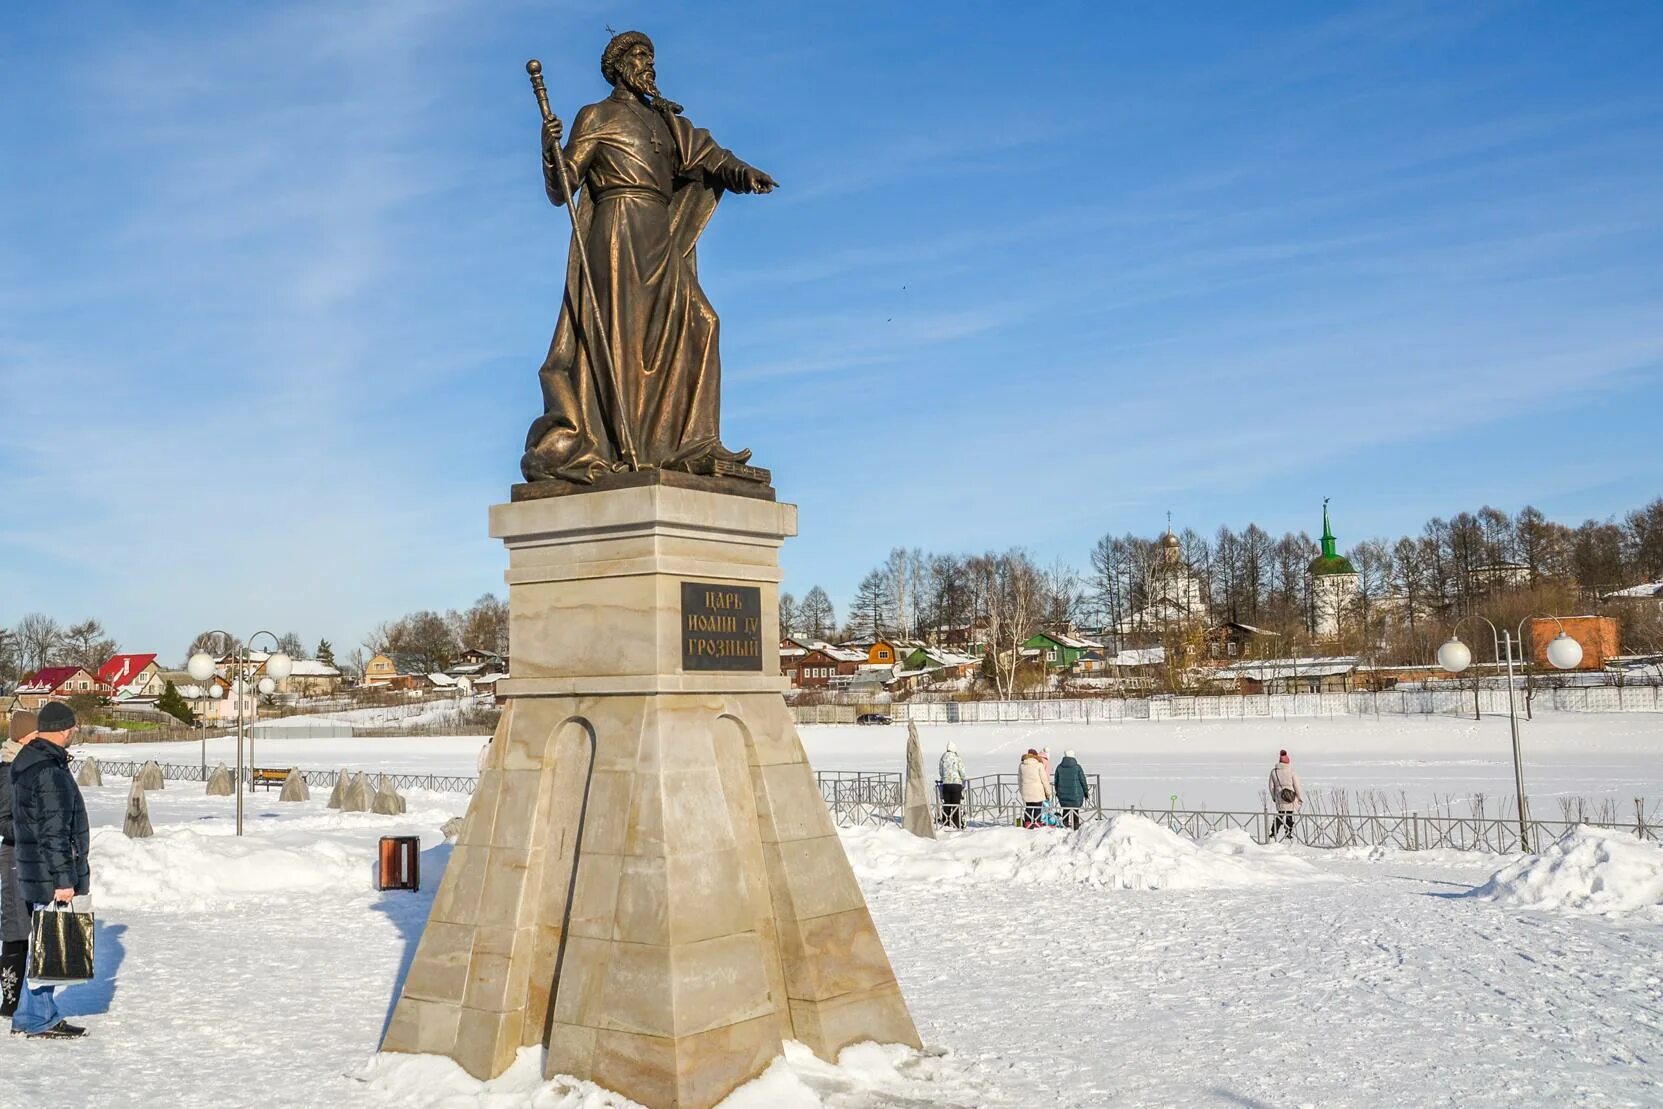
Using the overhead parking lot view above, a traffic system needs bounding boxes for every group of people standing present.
[1,702,93,1039]
[936,743,1093,829]
[935,740,1308,839]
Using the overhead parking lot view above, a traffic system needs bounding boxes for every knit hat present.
[945,741,957,753]
[8,710,37,742]
[1278,749,1290,763]
[1065,749,1076,758]
[36,701,77,734]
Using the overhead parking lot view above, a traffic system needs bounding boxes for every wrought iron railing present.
[85,759,1655,851]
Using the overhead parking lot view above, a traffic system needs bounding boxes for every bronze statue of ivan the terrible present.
[521,31,777,484]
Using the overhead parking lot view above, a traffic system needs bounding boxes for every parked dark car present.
[855,712,893,726]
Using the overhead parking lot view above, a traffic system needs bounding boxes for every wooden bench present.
[250,767,290,791]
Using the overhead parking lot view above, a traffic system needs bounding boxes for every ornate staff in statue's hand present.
[526,59,639,471]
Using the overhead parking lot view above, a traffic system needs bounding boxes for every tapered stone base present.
[383,485,919,1108]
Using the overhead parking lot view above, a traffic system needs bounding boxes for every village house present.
[779,638,865,689]
[1206,622,1280,660]
[360,651,402,685]
[1023,630,1105,671]
[97,653,165,702]
[13,666,102,711]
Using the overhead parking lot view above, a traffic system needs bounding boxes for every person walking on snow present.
[937,742,966,829]
[1018,749,1052,828]
[9,702,91,1038]
[1268,749,1304,842]
[0,710,37,1018]
[1053,749,1090,830]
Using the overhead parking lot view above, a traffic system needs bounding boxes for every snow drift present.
[841,814,1324,891]
[91,826,373,910]
[360,1040,986,1108]
[1468,826,1663,918]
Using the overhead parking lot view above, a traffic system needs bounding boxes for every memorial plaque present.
[681,581,763,671]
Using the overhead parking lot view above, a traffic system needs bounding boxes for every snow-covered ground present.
[1,759,1660,1107]
[97,710,1663,814]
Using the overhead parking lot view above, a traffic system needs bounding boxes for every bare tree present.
[15,613,62,673]
[778,592,799,639]
[459,594,509,656]
[275,631,306,658]
[187,630,241,664]
[59,619,118,672]
[851,569,893,639]
[799,586,835,640]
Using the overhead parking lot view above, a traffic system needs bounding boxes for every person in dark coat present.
[0,710,36,1018]
[1052,749,1090,829]
[9,701,91,1038]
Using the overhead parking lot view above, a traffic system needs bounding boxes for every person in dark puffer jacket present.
[9,701,91,1038]
[1,710,37,1017]
[1052,749,1090,829]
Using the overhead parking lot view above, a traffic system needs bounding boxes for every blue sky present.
[3,0,1661,660]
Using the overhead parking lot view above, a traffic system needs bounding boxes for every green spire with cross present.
[1309,496,1356,577]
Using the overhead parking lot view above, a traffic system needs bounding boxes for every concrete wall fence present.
[791,685,1663,726]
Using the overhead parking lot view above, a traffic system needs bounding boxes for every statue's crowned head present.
[602,30,682,116]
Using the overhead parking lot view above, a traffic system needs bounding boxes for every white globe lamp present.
[209,685,224,700]
[187,652,217,682]
[266,652,294,681]
[257,676,277,696]
[1546,632,1583,671]
[1437,636,1472,674]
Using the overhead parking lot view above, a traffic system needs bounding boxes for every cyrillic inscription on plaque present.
[681,582,763,671]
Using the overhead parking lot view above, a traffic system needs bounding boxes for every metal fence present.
[792,685,1663,726]
[85,760,479,795]
[88,760,1656,853]
[812,771,1656,851]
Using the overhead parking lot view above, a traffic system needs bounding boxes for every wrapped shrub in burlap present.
[137,760,165,791]
[327,769,348,809]
[278,768,309,802]
[341,772,371,813]
[76,758,103,787]
[371,775,406,815]
[205,762,234,796]
[123,778,153,839]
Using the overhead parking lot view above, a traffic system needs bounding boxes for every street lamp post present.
[1436,615,1583,853]
[187,631,293,837]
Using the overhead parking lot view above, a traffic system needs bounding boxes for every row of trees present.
[0,616,119,686]
[361,593,509,675]
[802,499,1663,668]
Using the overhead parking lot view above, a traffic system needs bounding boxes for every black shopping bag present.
[28,902,95,987]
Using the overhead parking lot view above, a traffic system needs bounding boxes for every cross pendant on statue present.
[648,126,662,153]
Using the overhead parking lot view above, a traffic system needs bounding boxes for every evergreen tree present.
[315,639,337,668]
[157,680,195,725]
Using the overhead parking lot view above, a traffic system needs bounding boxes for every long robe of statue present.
[521,86,762,483]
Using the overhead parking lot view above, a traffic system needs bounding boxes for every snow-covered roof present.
[17,666,91,694]
[426,672,458,688]
[1219,656,1360,680]
[1108,647,1166,667]
[1605,581,1663,599]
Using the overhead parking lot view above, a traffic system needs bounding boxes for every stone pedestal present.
[382,475,919,1108]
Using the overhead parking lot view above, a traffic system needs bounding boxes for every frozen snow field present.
[0,713,1659,1107]
[102,709,1663,813]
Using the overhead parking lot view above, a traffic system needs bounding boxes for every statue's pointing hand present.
[741,167,778,194]
[542,116,563,156]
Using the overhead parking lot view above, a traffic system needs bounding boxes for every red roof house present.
[14,666,100,710]
[97,653,163,699]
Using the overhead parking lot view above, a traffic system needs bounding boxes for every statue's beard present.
[620,62,683,117]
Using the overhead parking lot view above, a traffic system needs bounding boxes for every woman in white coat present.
[1268,749,1304,841]
[1018,749,1052,828]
